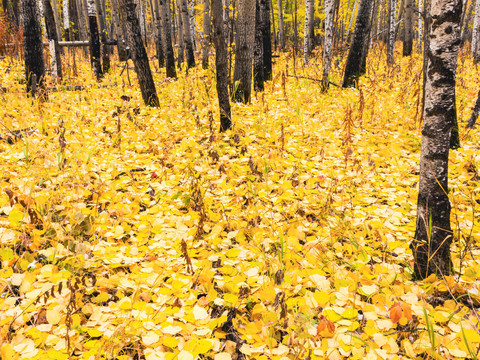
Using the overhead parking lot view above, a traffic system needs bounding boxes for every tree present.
[387,0,397,64]
[303,0,314,64]
[322,0,335,90]
[159,0,177,78]
[94,0,110,73]
[403,0,413,56]
[232,0,256,103]
[277,0,286,50]
[342,0,374,87]
[87,0,103,79]
[22,0,46,96]
[467,89,480,128]
[254,0,265,92]
[117,0,160,106]
[410,0,462,279]
[202,0,211,69]
[212,0,232,131]
[263,0,272,81]
[178,0,195,68]
[472,0,480,62]
[152,0,165,68]
[43,0,63,79]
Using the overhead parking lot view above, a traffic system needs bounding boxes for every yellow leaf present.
[196,339,213,354]
[47,308,62,325]
[163,336,179,348]
[118,297,132,310]
[193,304,209,320]
[214,353,232,360]
[178,350,194,360]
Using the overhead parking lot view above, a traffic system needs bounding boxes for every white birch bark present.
[387,0,396,64]
[418,0,423,50]
[322,0,334,89]
[346,0,358,42]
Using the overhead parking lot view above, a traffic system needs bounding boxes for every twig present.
[285,74,340,88]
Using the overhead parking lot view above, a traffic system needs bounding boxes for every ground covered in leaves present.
[1,49,480,360]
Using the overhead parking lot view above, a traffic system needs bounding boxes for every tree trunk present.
[159,0,177,77]
[87,0,102,78]
[63,0,70,40]
[22,0,46,95]
[176,0,185,66]
[472,0,480,61]
[278,0,285,49]
[202,0,211,69]
[411,0,462,279]
[179,0,195,68]
[467,89,480,128]
[387,0,396,64]
[151,0,165,67]
[303,0,314,64]
[189,0,196,50]
[254,0,264,91]
[342,0,374,87]
[232,0,256,103]
[212,0,232,131]
[94,0,110,73]
[111,0,129,60]
[68,0,80,40]
[263,0,272,80]
[117,0,160,106]
[75,0,88,42]
[345,0,358,43]
[418,0,423,50]
[403,0,413,55]
[43,0,63,78]
[322,0,334,90]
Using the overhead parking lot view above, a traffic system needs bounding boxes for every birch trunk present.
[176,0,185,66]
[278,0,285,49]
[387,0,396,64]
[303,0,314,64]
[418,0,423,50]
[189,0,196,50]
[201,0,211,68]
[94,0,110,72]
[179,0,195,68]
[412,0,462,279]
[159,0,177,77]
[322,0,334,90]
[87,0,102,78]
[117,0,159,106]
[403,0,413,55]
[232,0,256,103]
[43,0,63,78]
[152,0,165,67]
[472,0,480,61]
[63,0,70,39]
[212,0,232,131]
[346,0,358,42]
[111,0,129,60]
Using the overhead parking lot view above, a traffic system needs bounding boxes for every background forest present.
[1,0,480,359]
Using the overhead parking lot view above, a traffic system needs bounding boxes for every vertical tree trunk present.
[189,0,196,50]
[254,0,264,91]
[232,0,256,103]
[87,0,102,78]
[263,0,272,80]
[176,0,185,66]
[63,0,70,40]
[387,0,396,64]
[52,0,63,42]
[270,0,276,51]
[43,0,63,78]
[117,0,159,106]
[322,0,334,90]
[278,0,286,49]
[342,0,374,87]
[411,0,462,279]
[111,0,129,60]
[212,0,232,131]
[202,0,211,69]
[68,0,80,40]
[345,0,358,43]
[467,89,480,128]
[303,0,314,64]
[159,0,177,77]
[418,0,423,50]
[94,0,110,72]
[403,0,413,56]
[152,0,165,67]
[473,0,480,61]
[138,0,146,41]
[179,0,195,68]
[22,0,46,95]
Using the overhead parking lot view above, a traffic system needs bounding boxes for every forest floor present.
[0,48,480,360]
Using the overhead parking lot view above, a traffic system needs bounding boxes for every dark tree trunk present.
[179,0,195,68]
[159,0,176,78]
[176,0,185,66]
[87,0,103,79]
[117,0,160,106]
[94,0,110,73]
[43,0,63,78]
[212,0,232,131]
[467,89,480,128]
[254,0,264,92]
[152,0,165,68]
[232,0,256,103]
[403,0,413,56]
[68,0,80,40]
[22,0,46,95]
[201,0,211,69]
[342,0,374,87]
[110,0,128,60]
[263,0,272,80]
[411,0,462,279]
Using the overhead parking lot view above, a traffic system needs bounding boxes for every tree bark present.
[418,0,423,50]
[278,0,285,49]
[22,0,46,95]
[202,0,211,69]
[387,0,397,64]
[63,0,70,40]
[179,0,195,68]
[232,0,256,103]
[43,0,63,78]
[151,0,165,67]
[94,0,110,73]
[403,0,413,55]
[159,0,177,77]
[254,0,264,91]
[411,0,462,279]
[117,0,160,106]
[189,0,196,50]
[176,0,185,66]
[263,0,272,80]
[212,0,232,131]
[87,0,102,78]
[322,0,334,90]
[342,0,374,87]
[467,89,480,128]
[303,0,314,64]
[472,0,480,61]
[111,0,129,60]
